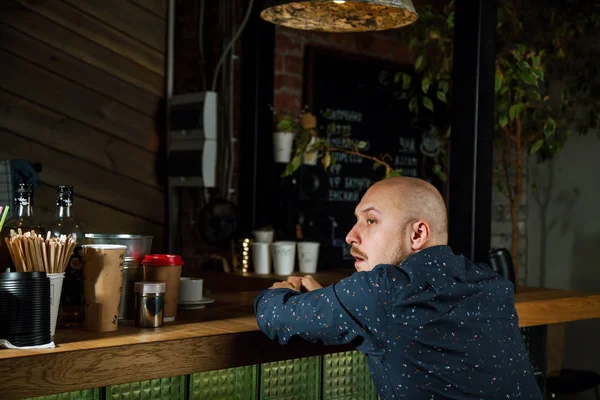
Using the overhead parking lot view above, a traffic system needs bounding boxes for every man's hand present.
[301,275,323,291]
[287,276,303,291]
[269,281,298,291]
[268,275,323,292]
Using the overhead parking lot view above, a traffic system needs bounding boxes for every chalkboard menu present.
[302,47,434,266]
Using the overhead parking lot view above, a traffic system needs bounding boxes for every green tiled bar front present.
[260,356,321,400]
[106,376,184,400]
[190,365,257,400]
[322,351,378,400]
[23,352,378,400]
[26,389,99,400]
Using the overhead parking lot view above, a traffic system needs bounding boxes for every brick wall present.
[273,26,413,113]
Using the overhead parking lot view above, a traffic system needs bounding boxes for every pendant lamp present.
[260,0,418,32]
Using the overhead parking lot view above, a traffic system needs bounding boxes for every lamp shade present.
[260,0,418,32]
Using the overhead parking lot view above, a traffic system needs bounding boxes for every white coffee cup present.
[253,229,274,244]
[298,241,320,274]
[178,277,203,303]
[271,241,296,275]
[252,243,271,275]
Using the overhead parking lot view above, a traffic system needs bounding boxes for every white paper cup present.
[48,272,65,339]
[298,242,320,274]
[252,243,271,275]
[178,277,203,303]
[273,132,295,163]
[271,241,296,275]
[253,230,274,244]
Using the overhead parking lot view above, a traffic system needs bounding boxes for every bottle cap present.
[15,183,33,194]
[134,281,166,295]
[57,185,74,194]
[142,254,184,266]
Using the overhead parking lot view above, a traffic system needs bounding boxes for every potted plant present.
[283,111,402,178]
[272,109,298,163]
[300,112,319,165]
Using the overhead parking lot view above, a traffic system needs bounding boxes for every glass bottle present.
[50,185,85,327]
[0,183,45,269]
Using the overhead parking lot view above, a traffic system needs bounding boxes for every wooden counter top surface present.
[1,286,600,399]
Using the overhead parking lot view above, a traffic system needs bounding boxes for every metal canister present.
[119,258,144,320]
[134,281,165,328]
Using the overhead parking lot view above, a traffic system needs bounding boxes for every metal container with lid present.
[119,259,144,320]
[134,281,165,328]
[84,234,153,262]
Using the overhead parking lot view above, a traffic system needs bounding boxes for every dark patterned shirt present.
[255,245,542,399]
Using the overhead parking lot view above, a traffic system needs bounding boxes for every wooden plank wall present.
[0,0,167,250]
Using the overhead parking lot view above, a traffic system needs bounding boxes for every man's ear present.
[409,220,431,250]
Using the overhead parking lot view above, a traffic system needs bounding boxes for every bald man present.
[255,177,542,399]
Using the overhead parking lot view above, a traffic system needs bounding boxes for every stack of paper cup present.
[252,228,275,274]
[47,272,65,340]
[298,242,320,274]
[271,241,296,275]
[251,243,271,274]
[252,229,274,244]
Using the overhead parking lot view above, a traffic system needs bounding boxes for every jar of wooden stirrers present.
[4,228,77,273]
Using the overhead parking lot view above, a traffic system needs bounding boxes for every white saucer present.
[178,298,215,310]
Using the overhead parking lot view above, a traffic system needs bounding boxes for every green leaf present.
[429,30,440,40]
[496,181,504,193]
[529,90,542,102]
[445,126,451,139]
[519,72,538,87]
[439,80,449,94]
[422,77,431,93]
[543,118,556,137]
[436,91,447,103]
[423,96,434,112]
[387,169,403,178]
[282,154,302,176]
[321,152,331,169]
[495,67,504,92]
[499,114,508,128]
[446,11,454,28]
[276,119,294,132]
[415,55,424,72]
[373,162,382,171]
[402,74,412,90]
[394,72,402,84]
[530,139,544,155]
[409,97,418,113]
[509,104,523,121]
[510,48,523,61]
[409,38,417,49]
[357,141,367,149]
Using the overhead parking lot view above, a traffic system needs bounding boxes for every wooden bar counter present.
[1,283,600,399]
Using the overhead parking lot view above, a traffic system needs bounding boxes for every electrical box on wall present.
[167,91,217,187]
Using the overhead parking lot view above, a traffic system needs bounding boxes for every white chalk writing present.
[322,108,363,123]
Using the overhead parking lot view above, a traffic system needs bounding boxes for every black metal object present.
[448,0,497,263]
[238,2,275,234]
[520,325,548,397]
[488,247,516,287]
[547,369,600,399]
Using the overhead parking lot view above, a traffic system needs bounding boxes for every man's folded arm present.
[254,267,391,353]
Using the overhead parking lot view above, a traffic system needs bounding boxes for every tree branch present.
[327,147,394,174]
[503,126,518,144]
[501,141,515,204]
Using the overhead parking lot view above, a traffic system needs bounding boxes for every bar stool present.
[546,369,600,399]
